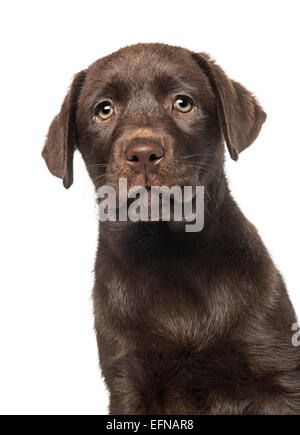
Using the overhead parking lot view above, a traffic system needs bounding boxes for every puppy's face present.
[43,43,266,198]
[76,45,220,195]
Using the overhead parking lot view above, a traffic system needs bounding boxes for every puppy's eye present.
[173,95,193,113]
[96,101,114,120]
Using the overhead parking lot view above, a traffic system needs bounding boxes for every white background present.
[0,0,299,415]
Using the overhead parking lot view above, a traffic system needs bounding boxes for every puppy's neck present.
[98,173,230,259]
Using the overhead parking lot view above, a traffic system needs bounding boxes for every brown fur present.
[43,43,300,415]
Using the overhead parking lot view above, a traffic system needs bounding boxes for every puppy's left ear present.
[42,70,86,188]
[193,53,266,160]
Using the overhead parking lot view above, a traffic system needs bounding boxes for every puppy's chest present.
[105,273,216,349]
[110,340,252,414]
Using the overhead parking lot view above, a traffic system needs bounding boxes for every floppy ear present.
[42,70,86,188]
[193,53,266,160]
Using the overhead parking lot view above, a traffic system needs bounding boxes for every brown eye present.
[96,100,114,120]
[174,95,193,113]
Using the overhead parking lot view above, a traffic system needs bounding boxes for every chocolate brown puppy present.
[43,43,300,414]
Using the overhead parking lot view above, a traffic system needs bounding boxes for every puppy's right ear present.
[42,70,86,188]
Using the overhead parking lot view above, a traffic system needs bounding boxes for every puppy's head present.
[43,43,266,196]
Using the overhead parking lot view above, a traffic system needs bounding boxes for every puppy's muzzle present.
[125,139,164,174]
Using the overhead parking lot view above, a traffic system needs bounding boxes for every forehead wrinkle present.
[94,71,199,103]
[92,78,129,103]
[151,74,199,97]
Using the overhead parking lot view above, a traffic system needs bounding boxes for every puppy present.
[43,43,300,414]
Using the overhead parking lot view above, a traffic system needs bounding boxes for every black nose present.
[125,141,164,173]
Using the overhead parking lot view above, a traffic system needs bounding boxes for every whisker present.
[87,163,109,168]
[85,158,109,165]
[92,173,107,182]
[185,164,223,181]
[183,153,214,159]
[204,186,220,213]
[181,159,220,171]
[180,155,220,169]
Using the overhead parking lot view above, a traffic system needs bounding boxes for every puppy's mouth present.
[118,183,198,219]
[96,170,203,227]
[125,171,164,190]
[125,186,196,205]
